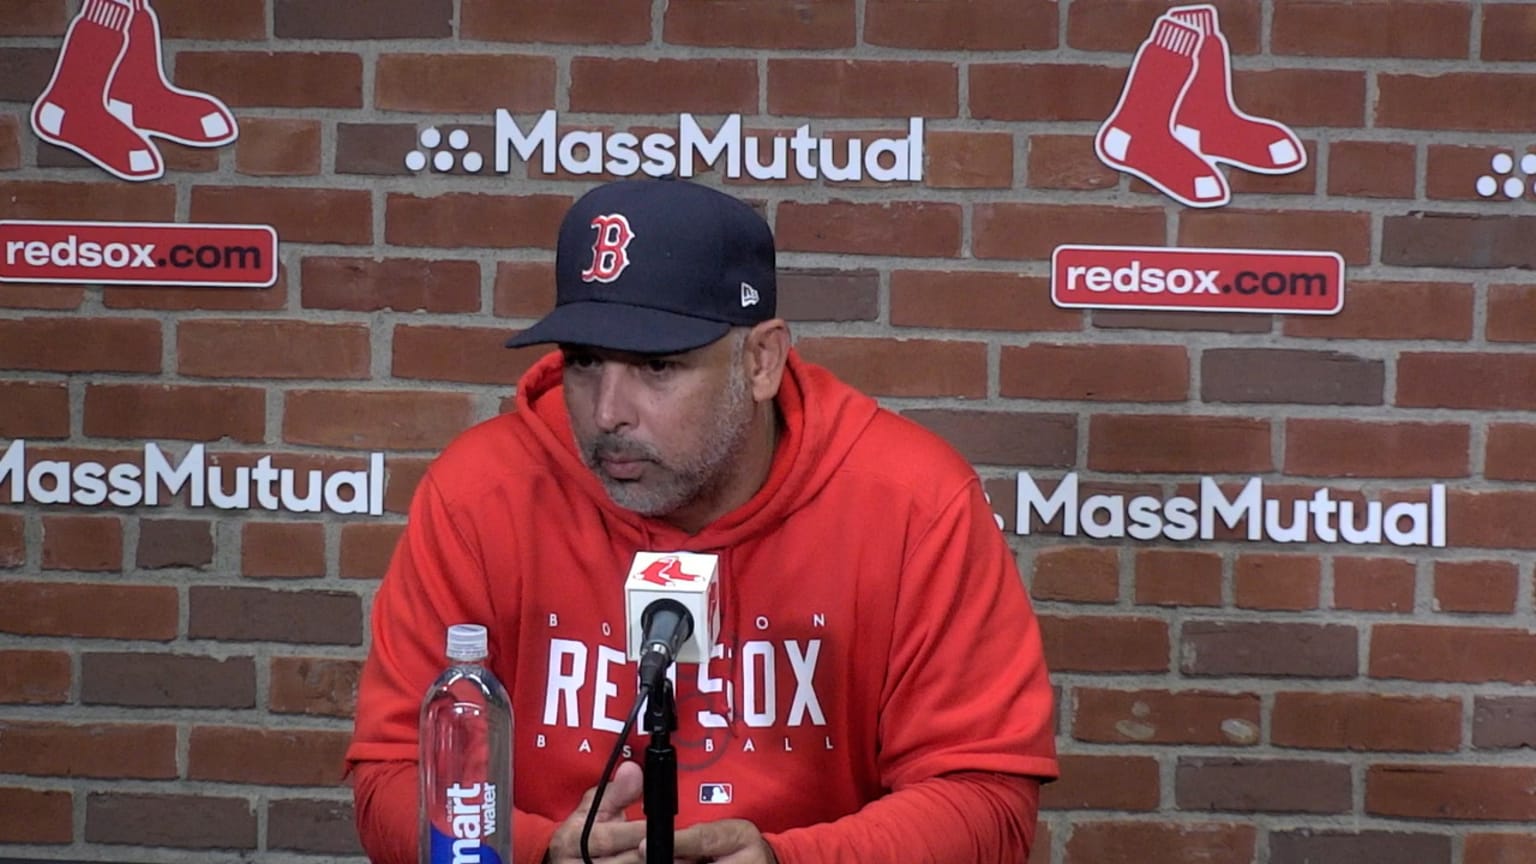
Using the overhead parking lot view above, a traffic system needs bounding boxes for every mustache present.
[585,432,660,463]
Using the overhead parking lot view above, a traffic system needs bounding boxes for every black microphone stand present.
[643,678,678,864]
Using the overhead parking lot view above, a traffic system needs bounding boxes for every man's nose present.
[593,363,636,433]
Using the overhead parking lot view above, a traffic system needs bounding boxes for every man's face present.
[561,333,754,518]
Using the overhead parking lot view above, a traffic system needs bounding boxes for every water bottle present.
[420,623,512,864]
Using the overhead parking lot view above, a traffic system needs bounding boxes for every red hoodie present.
[347,350,1058,864]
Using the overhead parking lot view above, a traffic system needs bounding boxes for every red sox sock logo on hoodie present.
[31,0,237,182]
[1095,4,1305,208]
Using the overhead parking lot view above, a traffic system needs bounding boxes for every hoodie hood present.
[511,347,880,551]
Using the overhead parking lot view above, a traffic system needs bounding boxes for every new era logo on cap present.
[740,282,759,307]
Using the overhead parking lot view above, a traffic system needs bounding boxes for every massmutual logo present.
[404,111,925,183]
[32,0,238,182]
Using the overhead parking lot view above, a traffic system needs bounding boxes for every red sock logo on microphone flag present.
[1096,4,1305,208]
[31,0,237,182]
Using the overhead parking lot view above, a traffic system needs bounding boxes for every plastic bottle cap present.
[445,624,489,661]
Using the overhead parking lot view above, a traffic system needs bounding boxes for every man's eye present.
[563,354,599,370]
[644,358,676,374]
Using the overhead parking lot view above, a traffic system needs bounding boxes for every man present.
[347,179,1058,864]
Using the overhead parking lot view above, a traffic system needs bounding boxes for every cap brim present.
[505,300,732,354]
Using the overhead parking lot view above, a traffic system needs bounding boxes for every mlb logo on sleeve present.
[699,783,733,804]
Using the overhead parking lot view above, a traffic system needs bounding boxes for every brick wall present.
[2,1,1534,862]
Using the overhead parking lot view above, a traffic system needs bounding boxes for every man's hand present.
[545,761,647,864]
[661,819,778,864]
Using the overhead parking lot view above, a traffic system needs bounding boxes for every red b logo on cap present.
[581,214,634,283]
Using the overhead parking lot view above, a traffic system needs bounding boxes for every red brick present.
[1385,212,1536,269]
[0,786,71,844]
[925,131,1013,189]
[83,383,265,443]
[190,186,371,245]
[393,325,546,385]
[0,48,56,104]
[0,114,20,170]
[0,381,68,438]
[1066,821,1256,864]
[793,337,986,398]
[1380,73,1536,131]
[189,586,362,645]
[1075,689,1260,746]
[103,265,289,312]
[1271,830,1451,864]
[270,657,361,717]
[1030,546,1118,603]
[1000,344,1187,402]
[0,317,160,373]
[777,201,961,258]
[138,518,215,569]
[302,258,480,313]
[1333,557,1416,613]
[1183,621,1357,678]
[1448,491,1536,551]
[1487,423,1536,481]
[889,271,1080,333]
[571,58,756,115]
[1482,6,1536,61]
[235,117,321,176]
[268,797,363,855]
[154,0,265,38]
[0,651,69,704]
[1373,624,1536,683]
[189,726,350,787]
[0,180,176,221]
[385,192,569,250]
[1284,419,1469,479]
[1283,280,1474,341]
[1426,144,1519,202]
[178,319,370,380]
[284,390,477,451]
[0,283,83,310]
[1178,209,1372,265]
[1040,755,1159,811]
[1038,615,1169,673]
[1399,352,1536,410]
[0,514,20,569]
[1434,560,1519,614]
[376,54,554,113]
[1488,283,1536,343]
[1232,69,1366,127]
[465,0,648,43]
[865,0,1056,50]
[175,52,362,108]
[1369,765,1536,820]
[976,204,1164,261]
[274,0,450,39]
[341,522,405,580]
[1273,692,1460,752]
[1026,134,1118,191]
[385,457,432,515]
[1203,349,1383,406]
[1233,554,1319,611]
[664,0,854,49]
[1089,415,1271,474]
[1134,549,1223,607]
[0,0,66,35]
[1273,0,1469,58]
[493,261,556,319]
[903,410,1075,468]
[1466,834,1536,864]
[0,721,176,779]
[1067,0,1261,52]
[1326,140,1417,198]
[81,652,254,709]
[241,522,325,579]
[1224,139,1319,196]
[86,791,255,849]
[768,59,954,118]
[1178,757,1352,813]
[0,582,177,640]
[971,64,1125,122]
[41,515,121,572]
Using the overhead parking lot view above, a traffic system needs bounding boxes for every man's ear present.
[745,319,790,403]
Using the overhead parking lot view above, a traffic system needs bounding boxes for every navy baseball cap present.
[505,179,777,354]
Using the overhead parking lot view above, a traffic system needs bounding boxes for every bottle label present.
[428,781,505,864]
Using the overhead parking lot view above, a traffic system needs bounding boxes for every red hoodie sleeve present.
[767,475,1056,863]
[347,474,559,864]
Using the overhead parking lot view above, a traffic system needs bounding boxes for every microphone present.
[624,552,720,691]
